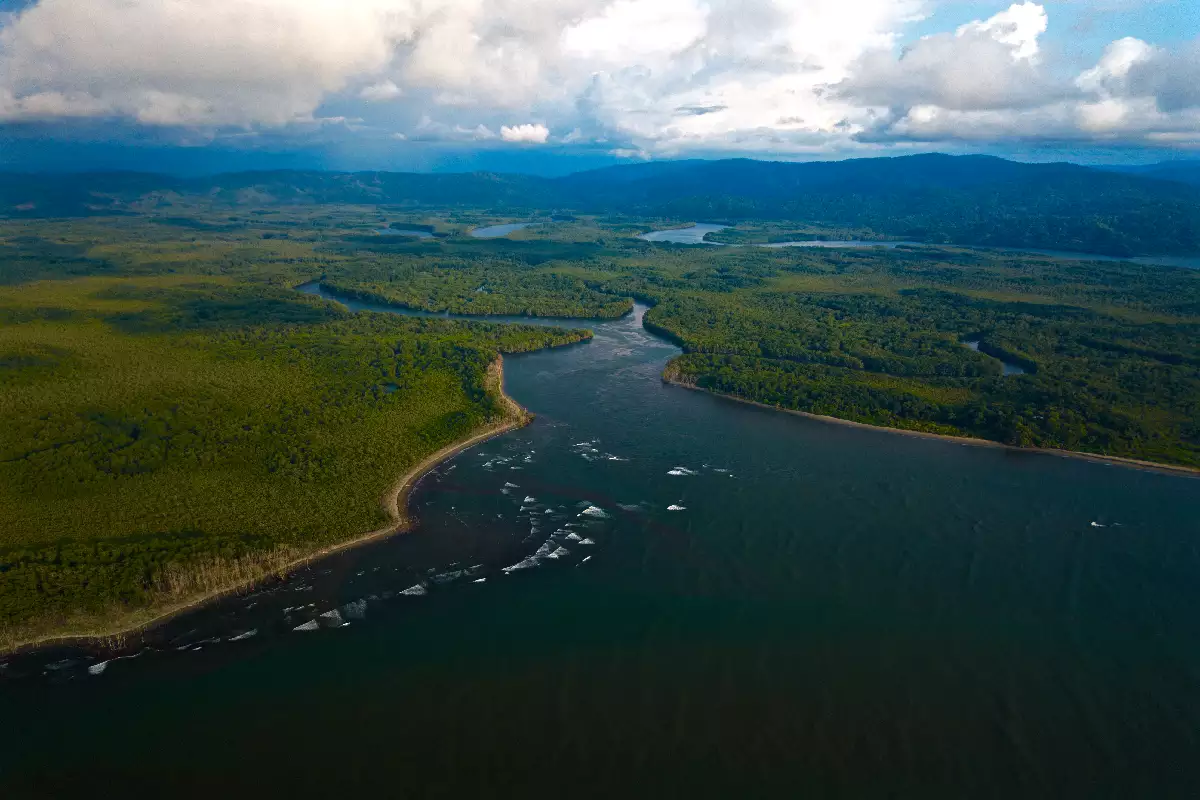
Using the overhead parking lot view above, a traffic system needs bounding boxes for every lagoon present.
[469,222,538,238]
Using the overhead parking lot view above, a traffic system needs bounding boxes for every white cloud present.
[500,123,550,143]
[836,3,1057,112]
[360,81,404,102]
[561,0,709,64]
[0,0,1196,154]
[0,0,416,125]
[955,1,1046,61]
[1127,39,1200,112]
[1077,37,1154,96]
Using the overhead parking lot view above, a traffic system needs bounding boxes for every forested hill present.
[4,154,1200,255]
[559,155,1200,256]
[1103,161,1200,188]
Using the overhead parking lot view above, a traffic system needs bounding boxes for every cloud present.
[500,123,550,143]
[1127,40,1200,112]
[0,0,418,125]
[360,81,404,102]
[836,3,1058,112]
[560,0,709,64]
[835,5,1200,149]
[0,0,1197,156]
[1077,37,1154,97]
[955,1,1046,60]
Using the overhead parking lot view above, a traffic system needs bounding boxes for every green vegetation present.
[0,256,589,646]
[7,153,1200,255]
[1,197,1198,648]
[641,248,1200,466]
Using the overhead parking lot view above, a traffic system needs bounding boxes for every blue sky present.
[1,1,1197,174]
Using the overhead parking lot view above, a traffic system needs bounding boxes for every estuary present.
[2,294,1198,796]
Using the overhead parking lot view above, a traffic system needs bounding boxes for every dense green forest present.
[6,153,1200,255]
[634,246,1199,467]
[0,239,590,646]
[1,203,1198,647]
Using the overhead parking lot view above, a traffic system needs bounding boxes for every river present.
[2,289,1199,796]
[639,223,1200,269]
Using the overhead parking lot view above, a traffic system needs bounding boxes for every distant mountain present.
[4,154,1200,256]
[554,154,1200,256]
[1100,161,1200,188]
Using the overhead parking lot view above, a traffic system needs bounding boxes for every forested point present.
[0,234,592,646]
[1,203,1198,647]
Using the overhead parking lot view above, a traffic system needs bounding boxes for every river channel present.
[1,288,1198,797]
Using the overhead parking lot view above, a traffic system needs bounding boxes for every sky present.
[0,0,1197,174]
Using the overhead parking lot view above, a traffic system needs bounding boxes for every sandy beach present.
[664,374,1200,479]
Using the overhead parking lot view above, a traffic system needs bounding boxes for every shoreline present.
[664,375,1200,479]
[2,358,530,657]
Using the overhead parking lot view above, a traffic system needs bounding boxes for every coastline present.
[664,374,1200,479]
[2,358,530,656]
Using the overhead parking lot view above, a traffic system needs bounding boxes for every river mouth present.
[3,281,1199,796]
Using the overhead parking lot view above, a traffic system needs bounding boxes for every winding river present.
[2,289,1199,796]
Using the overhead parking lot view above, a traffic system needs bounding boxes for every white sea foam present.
[617,503,643,512]
[582,556,593,563]
[667,467,698,476]
[505,482,520,488]
[319,609,344,626]
[667,505,686,512]
[1090,521,1106,528]
[342,600,368,620]
[503,556,540,573]
[524,496,536,503]
[566,532,583,541]
[579,538,596,545]
[473,578,487,583]
[579,506,608,518]
[293,620,320,632]
[433,570,465,584]
[546,546,570,560]
[88,661,109,676]
[229,629,259,642]
[400,584,428,596]
[535,540,555,557]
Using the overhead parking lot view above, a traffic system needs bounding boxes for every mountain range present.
[4,154,1199,256]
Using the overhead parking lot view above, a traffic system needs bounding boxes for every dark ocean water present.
[2,295,1199,797]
